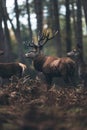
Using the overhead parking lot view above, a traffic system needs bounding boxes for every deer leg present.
[45,75,52,90]
[83,75,87,87]
[0,77,3,86]
[69,76,77,87]
[63,76,70,84]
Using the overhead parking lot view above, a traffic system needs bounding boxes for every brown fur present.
[33,54,76,86]
[0,50,27,83]
[0,62,27,79]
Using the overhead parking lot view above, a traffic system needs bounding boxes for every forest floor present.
[0,76,87,130]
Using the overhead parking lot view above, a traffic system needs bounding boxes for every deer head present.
[67,45,82,61]
[25,30,58,59]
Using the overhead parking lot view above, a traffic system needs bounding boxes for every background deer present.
[25,31,76,89]
[0,62,27,85]
[0,50,27,84]
[67,45,87,86]
[0,62,26,79]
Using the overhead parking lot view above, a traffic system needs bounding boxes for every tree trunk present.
[71,1,77,46]
[65,0,72,52]
[14,0,25,62]
[48,0,54,30]
[34,0,43,33]
[0,3,5,62]
[0,0,4,50]
[51,0,62,57]
[0,0,13,62]
[2,0,13,62]
[76,0,83,61]
[82,0,87,26]
[26,0,32,41]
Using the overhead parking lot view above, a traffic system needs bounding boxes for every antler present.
[24,30,58,51]
[23,40,38,50]
[38,30,58,47]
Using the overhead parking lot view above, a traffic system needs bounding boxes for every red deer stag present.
[67,45,87,86]
[25,31,76,89]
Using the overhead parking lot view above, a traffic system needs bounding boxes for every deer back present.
[42,57,75,75]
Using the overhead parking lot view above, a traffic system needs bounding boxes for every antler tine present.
[38,31,46,46]
[24,41,34,48]
[30,41,39,50]
[41,30,58,46]
[29,40,35,47]
[47,30,58,40]
[38,31,42,40]
[24,40,38,50]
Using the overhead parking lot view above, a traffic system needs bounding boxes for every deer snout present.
[25,53,29,58]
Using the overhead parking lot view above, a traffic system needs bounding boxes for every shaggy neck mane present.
[33,54,46,72]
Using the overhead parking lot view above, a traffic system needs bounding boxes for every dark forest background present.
[0,0,87,65]
[0,1,87,130]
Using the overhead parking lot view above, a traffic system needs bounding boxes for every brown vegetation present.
[0,76,87,130]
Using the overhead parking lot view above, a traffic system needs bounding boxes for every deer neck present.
[33,54,46,72]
